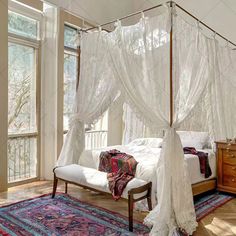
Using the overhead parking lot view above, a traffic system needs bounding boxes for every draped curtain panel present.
[122,103,163,145]
[57,3,236,236]
[57,32,119,166]
[106,7,202,234]
[208,40,236,141]
[108,13,171,130]
[122,103,147,144]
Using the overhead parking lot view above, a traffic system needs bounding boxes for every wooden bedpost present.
[76,46,81,91]
[169,1,174,127]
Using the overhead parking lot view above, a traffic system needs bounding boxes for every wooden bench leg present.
[127,182,152,232]
[52,175,58,198]
[65,182,68,194]
[147,186,152,211]
[147,196,152,211]
[128,194,134,232]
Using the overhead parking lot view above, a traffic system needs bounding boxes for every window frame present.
[57,9,94,156]
[9,0,42,21]
[7,7,41,187]
[63,23,80,134]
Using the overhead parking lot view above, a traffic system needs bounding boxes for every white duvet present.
[79,144,216,210]
[79,144,216,186]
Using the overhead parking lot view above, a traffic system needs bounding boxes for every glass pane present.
[8,136,37,182]
[63,53,78,130]
[8,43,36,134]
[8,11,38,40]
[64,25,79,49]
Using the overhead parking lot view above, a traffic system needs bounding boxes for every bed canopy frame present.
[84,1,236,47]
[58,1,236,235]
[83,0,236,128]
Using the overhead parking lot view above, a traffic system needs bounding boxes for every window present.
[64,53,77,130]
[8,10,40,183]
[8,11,39,40]
[63,25,79,131]
[64,25,79,49]
[8,43,36,133]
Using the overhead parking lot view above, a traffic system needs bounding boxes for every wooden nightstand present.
[216,141,236,194]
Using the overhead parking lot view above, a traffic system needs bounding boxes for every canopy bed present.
[56,1,236,235]
[79,135,217,200]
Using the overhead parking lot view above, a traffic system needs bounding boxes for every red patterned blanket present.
[98,149,138,200]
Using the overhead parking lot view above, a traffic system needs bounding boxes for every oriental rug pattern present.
[194,192,234,221]
[0,193,150,236]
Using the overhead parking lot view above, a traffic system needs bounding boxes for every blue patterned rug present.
[0,192,233,235]
[0,193,150,236]
[194,192,234,221]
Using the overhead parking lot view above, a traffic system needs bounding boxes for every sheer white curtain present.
[108,13,171,132]
[122,103,146,144]
[57,31,119,166]
[207,39,236,141]
[106,7,212,234]
[181,38,236,144]
[177,39,236,144]
[122,103,163,144]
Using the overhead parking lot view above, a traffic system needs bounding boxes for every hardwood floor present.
[0,181,235,235]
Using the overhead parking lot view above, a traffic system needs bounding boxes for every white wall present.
[40,5,60,180]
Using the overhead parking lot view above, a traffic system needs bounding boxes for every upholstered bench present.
[52,164,152,231]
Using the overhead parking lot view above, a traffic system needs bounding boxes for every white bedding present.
[186,149,216,184]
[79,144,216,210]
[79,145,216,185]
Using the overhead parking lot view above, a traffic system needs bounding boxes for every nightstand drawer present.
[216,141,236,194]
[223,150,236,165]
[223,164,236,177]
[223,175,236,188]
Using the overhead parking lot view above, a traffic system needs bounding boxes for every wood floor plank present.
[0,181,235,235]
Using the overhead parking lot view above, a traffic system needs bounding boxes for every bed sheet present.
[79,145,216,185]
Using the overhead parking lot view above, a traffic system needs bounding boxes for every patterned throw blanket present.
[98,149,138,200]
[183,147,212,178]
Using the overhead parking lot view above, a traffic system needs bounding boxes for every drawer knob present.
[228,154,236,158]
[232,167,236,170]
[232,179,235,182]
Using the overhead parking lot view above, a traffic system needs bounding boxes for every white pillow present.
[177,131,210,150]
[128,138,163,148]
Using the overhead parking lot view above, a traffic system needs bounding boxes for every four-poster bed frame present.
[76,1,236,196]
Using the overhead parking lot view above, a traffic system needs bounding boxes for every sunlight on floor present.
[205,217,236,236]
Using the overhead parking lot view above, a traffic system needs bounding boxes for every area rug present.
[0,193,150,236]
[194,192,234,221]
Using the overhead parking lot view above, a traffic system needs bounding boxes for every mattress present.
[79,145,216,186]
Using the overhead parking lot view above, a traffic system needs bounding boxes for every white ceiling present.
[48,0,236,45]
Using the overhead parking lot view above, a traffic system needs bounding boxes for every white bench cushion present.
[54,164,148,199]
